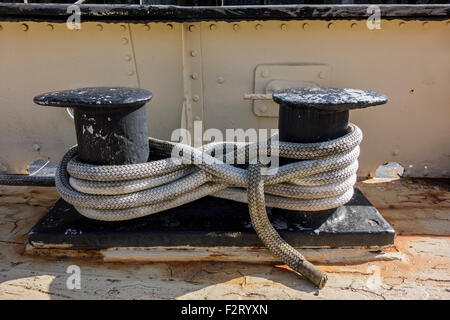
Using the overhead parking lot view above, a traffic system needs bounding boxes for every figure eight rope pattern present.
[55,123,363,288]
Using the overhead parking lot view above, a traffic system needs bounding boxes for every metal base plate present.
[28,189,395,249]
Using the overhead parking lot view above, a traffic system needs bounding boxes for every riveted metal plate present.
[253,64,331,117]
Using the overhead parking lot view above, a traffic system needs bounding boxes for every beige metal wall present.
[0,19,449,177]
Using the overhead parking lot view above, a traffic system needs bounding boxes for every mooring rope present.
[55,123,363,288]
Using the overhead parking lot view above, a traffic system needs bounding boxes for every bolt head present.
[233,24,240,31]
[33,144,41,151]
[255,24,263,31]
[190,50,197,57]
[318,71,327,79]
[192,95,200,102]
[96,24,103,31]
[302,23,310,30]
[216,77,225,84]
[191,73,198,80]
[189,25,196,32]
[210,24,217,31]
[258,105,268,113]
[21,24,29,32]
[143,24,151,31]
[328,23,335,30]
[280,24,287,31]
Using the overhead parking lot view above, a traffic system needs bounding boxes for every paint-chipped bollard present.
[273,87,387,144]
[34,87,152,165]
[272,87,388,216]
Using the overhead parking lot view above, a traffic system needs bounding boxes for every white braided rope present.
[55,123,362,221]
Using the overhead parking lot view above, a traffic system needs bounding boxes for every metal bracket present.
[252,64,331,117]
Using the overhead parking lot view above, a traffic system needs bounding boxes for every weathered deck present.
[0,178,449,299]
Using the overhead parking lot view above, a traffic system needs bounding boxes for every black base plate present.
[28,189,395,249]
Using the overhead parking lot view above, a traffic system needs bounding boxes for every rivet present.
[143,24,150,31]
[216,77,225,84]
[192,95,200,102]
[189,25,196,32]
[47,24,54,31]
[280,24,287,31]
[302,23,310,30]
[351,22,358,30]
[122,38,129,45]
[258,105,267,113]
[190,50,198,57]
[422,22,429,29]
[255,24,263,31]
[328,23,335,30]
[318,71,327,79]
[167,24,173,30]
[124,55,132,61]
[399,22,405,28]
[120,24,127,32]
[21,24,29,32]
[191,73,198,80]
[210,24,217,31]
[96,24,103,31]
[261,69,269,78]
[233,24,240,31]
[33,144,41,152]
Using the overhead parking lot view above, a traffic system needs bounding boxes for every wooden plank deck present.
[0,178,449,299]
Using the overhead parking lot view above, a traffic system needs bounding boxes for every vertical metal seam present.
[181,23,194,144]
[198,22,206,134]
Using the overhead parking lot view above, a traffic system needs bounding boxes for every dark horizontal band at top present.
[0,4,449,23]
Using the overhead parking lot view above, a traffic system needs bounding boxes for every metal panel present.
[0,19,448,178]
[200,20,450,178]
[129,22,185,141]
[0,22,138,173]
[0,21,184,173]
[253,64,331,117]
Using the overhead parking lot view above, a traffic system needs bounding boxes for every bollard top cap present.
[273,87,387,112]
[33,87,152,109]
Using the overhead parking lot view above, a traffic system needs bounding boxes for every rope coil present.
[55,123,363,288]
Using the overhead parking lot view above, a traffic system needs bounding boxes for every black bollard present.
[29,86,395,251]
[34,87,152,165]
[273,87,387,144]
[272,87,388,217]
